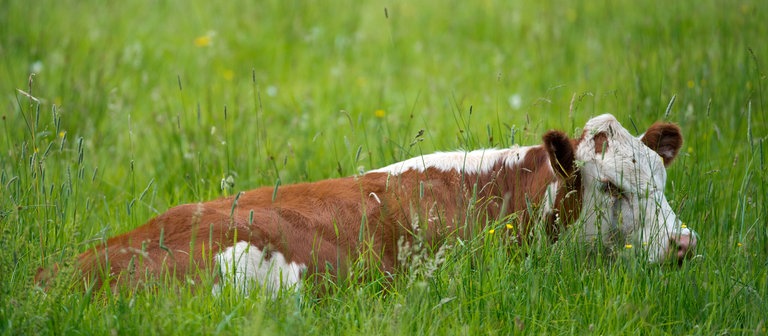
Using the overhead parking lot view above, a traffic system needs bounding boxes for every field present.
[1,0,767,334]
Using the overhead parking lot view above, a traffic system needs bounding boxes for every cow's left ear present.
[542,130,576,179]
[640,122,683,167]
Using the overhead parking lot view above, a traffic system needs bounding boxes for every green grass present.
[2,0,767,334]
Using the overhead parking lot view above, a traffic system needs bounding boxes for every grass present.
[1,0,767,334]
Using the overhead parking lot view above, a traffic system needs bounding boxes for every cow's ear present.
[640,122,683,167]
[542,130,576,179]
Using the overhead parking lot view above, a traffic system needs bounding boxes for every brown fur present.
[640,122,683,166]
[593,131,609,154]
[542,131,582,239]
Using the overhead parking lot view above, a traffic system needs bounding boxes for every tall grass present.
[1,0,767,334]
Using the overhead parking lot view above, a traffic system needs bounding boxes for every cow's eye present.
[602,181,624,199]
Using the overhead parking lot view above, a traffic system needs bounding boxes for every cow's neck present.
[456,146,566,241]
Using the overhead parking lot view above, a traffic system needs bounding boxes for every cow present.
[40,114,697,295]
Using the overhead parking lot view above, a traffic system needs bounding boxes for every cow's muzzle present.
[670,230,698,265]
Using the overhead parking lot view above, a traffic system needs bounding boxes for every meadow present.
[1,0,767,334]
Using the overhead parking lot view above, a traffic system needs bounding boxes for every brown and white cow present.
[52,114,696,294]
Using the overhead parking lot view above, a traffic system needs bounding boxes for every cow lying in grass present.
[40,114,697,294]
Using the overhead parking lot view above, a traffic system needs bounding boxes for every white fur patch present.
[540,181,560,216]
[213,241,306,297]
[369,146,531,175]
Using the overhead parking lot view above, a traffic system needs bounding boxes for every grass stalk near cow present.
[1,0,767,334]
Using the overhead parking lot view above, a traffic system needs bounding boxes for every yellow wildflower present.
[506,224,514,230]
[194,32,215,47]
[374,109,386,118]
[194,36,211,47]
[737,242,743,247]
[222,69,234,81]
[681,223,687,229]
[624,244,633,249]
[58,131,66,138]
[488,229,495,234]
[687,80,695,89]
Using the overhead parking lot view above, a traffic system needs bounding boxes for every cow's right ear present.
[542,130,576,179]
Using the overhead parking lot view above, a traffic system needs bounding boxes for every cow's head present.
[574,114,696,264]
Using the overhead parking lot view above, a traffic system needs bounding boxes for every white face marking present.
[213,241,306,297]
[368,146,531,175]
[576,114,695,263]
